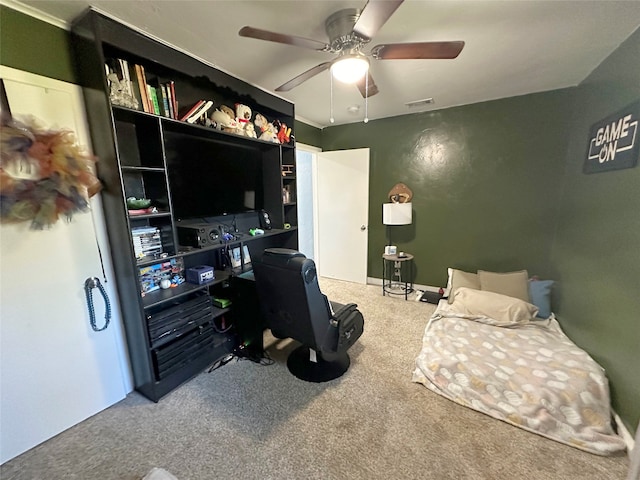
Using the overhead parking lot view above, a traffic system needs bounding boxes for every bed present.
[412,269,626,456]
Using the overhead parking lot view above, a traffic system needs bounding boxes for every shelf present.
[121,166,165,173]
[176,228,296,257]
[142,282,207,309]
[128,211,171,220]
[137,253,178,267]
[113,105,296,150]
[211,305,231,319]
[161,116,290,151]
[141,269,232,309]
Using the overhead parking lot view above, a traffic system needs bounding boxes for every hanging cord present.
[84,166,110,331]
[89,203,108,283]
[364,74,369,124]
[330,73,335,124]
[84,277,111,331]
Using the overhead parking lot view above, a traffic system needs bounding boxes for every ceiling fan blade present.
[239,26,330,51]
[371,41,465,59]
[275,62,332,92]
[356,72,380,98]
[353,0,404,40]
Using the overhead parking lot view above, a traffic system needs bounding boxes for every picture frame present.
[230,247,242,268]
[242,245,251,265]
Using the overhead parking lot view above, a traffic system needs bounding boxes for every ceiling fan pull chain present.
[330,74,335,124]
[364,74,369,124]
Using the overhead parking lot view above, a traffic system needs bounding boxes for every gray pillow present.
[478,269,530,302]
[447,268,480,304]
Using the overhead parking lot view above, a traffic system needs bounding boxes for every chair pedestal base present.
[287,346,350,382]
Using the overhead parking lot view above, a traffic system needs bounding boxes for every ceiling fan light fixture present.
[331,55,370,84]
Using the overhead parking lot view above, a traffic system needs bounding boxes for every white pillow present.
[451,287,539,325]
[446,268,480,304]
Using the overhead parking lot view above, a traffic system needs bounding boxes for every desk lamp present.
[382,202,412,250]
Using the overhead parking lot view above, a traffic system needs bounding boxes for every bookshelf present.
[71,8,298,401]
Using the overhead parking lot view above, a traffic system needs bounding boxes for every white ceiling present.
[12,0,640,128]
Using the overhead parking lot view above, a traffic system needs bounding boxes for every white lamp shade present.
[383,202,412,225]
[331,55,370,84]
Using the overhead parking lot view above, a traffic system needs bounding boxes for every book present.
[162,84,173,119]
[147,85,160,115]
[127,63,144,110]
[186,100,214,123]
[139,65,152,112]
[134,64,150,112]
[179,100,205,122]
[118,58,133,99]
[169,81,178,119]
[160,84,171,118]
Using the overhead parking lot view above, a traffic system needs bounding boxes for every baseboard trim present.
[367,277,440,291]
[367,277,442,301]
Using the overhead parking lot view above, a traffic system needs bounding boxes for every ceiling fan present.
[239,0,464,98]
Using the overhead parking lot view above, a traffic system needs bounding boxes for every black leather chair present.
[252,248,364,382]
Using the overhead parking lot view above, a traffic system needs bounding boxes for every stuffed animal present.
[220,104,235,120]
[244,122,257,138]
[273,119,291,144]
[254,113,279,143]
[254,113,269,133]
[235,103,254,137]
[211,106,238,133]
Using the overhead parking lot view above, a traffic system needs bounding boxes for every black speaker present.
[259,210,272,230]
[177,223,222,248]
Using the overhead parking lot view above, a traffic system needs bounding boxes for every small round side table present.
[382,252,414,300]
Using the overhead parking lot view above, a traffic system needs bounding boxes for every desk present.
[382,253,414,300]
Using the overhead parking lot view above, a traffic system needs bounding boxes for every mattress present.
[412,298,626,455]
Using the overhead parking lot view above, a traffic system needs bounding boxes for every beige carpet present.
[0,278,630,480]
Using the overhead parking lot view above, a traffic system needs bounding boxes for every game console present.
[186,265,215,284]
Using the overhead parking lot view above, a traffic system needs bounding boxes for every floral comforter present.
[412,302,626,455]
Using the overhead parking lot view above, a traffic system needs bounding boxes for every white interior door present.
[316,148,369,284]
[0,66,129,463]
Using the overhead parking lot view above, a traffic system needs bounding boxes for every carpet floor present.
[0,278,630,480]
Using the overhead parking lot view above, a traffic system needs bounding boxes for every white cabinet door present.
[0,66,130,464]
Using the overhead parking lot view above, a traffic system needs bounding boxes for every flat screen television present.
[165,133,264,221]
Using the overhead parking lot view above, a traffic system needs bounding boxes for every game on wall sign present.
[584,101,639,173]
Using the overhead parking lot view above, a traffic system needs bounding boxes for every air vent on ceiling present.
[405,98,434,108]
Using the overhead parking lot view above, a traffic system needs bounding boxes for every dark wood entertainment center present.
[71,9,298,402]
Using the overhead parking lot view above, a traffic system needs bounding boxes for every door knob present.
[360,225,367,231]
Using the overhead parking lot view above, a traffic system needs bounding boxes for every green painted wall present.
[0,6,76,83]
[321,90,574,287]
[294,119,322,147]
[551,28,640,432]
